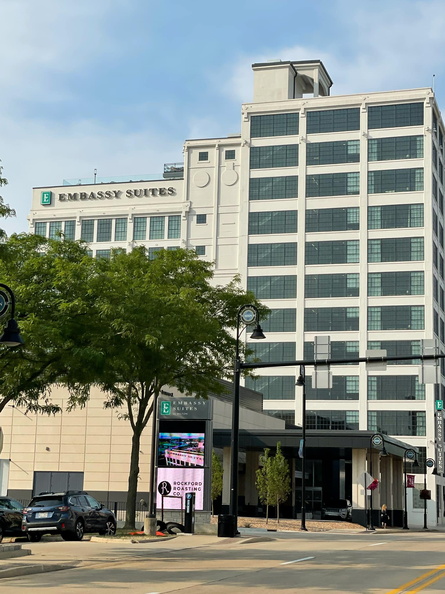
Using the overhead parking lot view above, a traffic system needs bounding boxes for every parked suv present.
[22,491,117,542]
[321,498,352,521]
[0,497,25,541]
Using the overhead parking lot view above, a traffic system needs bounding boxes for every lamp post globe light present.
[228,304,265,537]
[0,284,24,347]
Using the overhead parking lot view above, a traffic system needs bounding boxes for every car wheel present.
[166,522,185,534]
[28,533,42,542]
[0,525,4,543]
[73,520,84,541]
[99,519,116,536]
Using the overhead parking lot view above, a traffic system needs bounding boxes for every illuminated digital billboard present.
[156,467,204,510]
[158,432,205,468]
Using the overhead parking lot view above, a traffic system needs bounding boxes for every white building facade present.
[28,60,445,525]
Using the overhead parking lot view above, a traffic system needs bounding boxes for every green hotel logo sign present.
[41,191,52,205]
[160,401,171,415]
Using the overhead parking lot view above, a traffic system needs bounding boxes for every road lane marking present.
[281,556,315,565]
[369,542,387,546]
[386,562,445,593]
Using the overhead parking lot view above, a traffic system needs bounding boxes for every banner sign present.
[407,474,415,488]
[436,410,444,474]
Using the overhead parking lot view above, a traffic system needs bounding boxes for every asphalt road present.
[3,529,445,593]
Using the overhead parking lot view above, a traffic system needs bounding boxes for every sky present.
[1,0,445,234]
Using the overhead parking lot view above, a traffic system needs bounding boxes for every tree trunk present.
[124,428,142,530]
[266,504,269,524]
[277,497,280,524]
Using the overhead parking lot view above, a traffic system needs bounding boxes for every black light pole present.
[296,365,308,531]
[146,392,159,536]
[0,284,24,347]
[229,305,265,536]
[423,458,436,530]
[369,434,385,530]
[403,449,416,530]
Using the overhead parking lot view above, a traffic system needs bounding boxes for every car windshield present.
[30,497,64,507]
[326,499,349,508]
[0,498,23,510]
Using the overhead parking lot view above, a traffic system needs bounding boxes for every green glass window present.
[368,168,424,193]
[367,340,421,365]
[307,410,359,430]
[368,237,424,262]
[248,243,297,267]
[367,306,424,330]
[250,145,298,169]
[305,273,359,298]
[96,219,112,242]
[305,240,359,264]
[368,411,425,436]
[148,247,163,260]
[251,113,299,137]
[64,220,75,240]
[368,136,424,161]
[81,220,94,242]
[307,140,360,165]
[247,275,297,299]
[368,204,423,229]
[248,211,297,235]
[49,221,62,240]
[198,151,208,161]
[368,376,425,400]
[249,176,298,200]
[245,376,296,400]
[368,271,424,296]
[149,216,165,240]
[168,215,181,239]
[246,341,296,362]
[304,307,359,331]
[307,108,360,134]
[225,150,236,160]
[196,214,207,224]
[114,218,128,241]
[34,222,47,237]
[195,246,206,256]
[368,103,424,129]
[306,207,359,232]
[261,309,296,332]
[306,376,359,400]
[306,172,359,197]
[133,217,147,240]
[96,249,111,260]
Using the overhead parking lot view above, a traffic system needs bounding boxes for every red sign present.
[407,474,415,488]
[367,478,379,491]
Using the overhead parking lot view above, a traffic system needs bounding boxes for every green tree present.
[211,450,223,515]
[0,162,16,238]
[88,247,261,530]
[270,442,291,523]
[256,447,273,523]
[256,443,291,524]
[0,234,100,416]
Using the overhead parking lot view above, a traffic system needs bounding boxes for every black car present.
[22,491,117,542]
[0,497,25,541]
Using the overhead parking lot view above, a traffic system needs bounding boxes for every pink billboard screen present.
[156,467,204,511]
[158,432,205,468]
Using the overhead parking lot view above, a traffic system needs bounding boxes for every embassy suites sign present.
[58,186,176,202]
[40,186,177,205]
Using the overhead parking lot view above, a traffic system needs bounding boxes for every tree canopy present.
[0,162,16,239]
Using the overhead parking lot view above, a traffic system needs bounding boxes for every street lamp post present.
[296,365,308,531]
[369,434,386,530]
[145,392,159,536]
[423,457,436,530]
[229,305,265,536]
[403,449,416,530]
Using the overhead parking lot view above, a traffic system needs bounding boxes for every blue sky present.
[1,0,445,234]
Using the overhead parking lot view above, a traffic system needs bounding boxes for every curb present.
[0,563,74,579]
[90,535,177,544]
